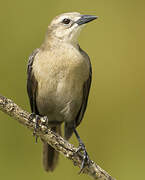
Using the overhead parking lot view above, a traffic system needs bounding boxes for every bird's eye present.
[62,18,71,24]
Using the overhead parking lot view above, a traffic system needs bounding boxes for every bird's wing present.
[27,48,39,114]
[75,48,92,127]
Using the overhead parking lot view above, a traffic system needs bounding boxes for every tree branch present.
[0,94,116,180]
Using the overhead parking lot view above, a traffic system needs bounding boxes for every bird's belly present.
[36,74,83,123]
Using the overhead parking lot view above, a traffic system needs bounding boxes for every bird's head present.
[47,12,97,44]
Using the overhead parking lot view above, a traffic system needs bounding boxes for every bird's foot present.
[29,113,40,143]
[76,142,89,173]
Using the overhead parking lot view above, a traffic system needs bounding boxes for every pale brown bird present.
[27,12,97,172]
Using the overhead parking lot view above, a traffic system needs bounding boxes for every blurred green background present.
[0,0,145,179]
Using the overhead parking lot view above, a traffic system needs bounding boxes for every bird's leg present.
[74,129,89,173]
[29,113,40,143]
[33,115,40,143]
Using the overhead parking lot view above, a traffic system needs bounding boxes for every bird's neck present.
[41,31,79,50]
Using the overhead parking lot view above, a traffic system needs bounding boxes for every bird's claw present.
[29,113,40,143]
[76,142,89,173]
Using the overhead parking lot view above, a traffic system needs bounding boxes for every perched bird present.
[27,12,97,172]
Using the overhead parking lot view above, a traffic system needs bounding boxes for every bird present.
[27,12,97,172]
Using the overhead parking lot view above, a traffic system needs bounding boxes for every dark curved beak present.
[75,15,98,25]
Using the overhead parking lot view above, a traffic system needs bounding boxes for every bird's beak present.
[75,15,98,25]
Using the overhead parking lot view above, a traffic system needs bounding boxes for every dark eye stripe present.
[62,18,71,24]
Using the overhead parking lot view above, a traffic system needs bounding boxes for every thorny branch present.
[0,94,116,180]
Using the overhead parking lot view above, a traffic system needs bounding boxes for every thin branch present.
[0,94,116,180]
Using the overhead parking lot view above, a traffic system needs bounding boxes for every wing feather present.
[75,47,92,127]
[27,48,39,114]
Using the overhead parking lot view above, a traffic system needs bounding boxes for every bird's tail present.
[42,126,61,172]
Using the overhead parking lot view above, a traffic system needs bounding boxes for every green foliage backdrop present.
[0,0,145,180]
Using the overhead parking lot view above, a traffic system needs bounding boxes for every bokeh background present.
[0,0,145,179]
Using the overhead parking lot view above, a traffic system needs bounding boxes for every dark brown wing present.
[27,48,39,114]
[75,47,92,127]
